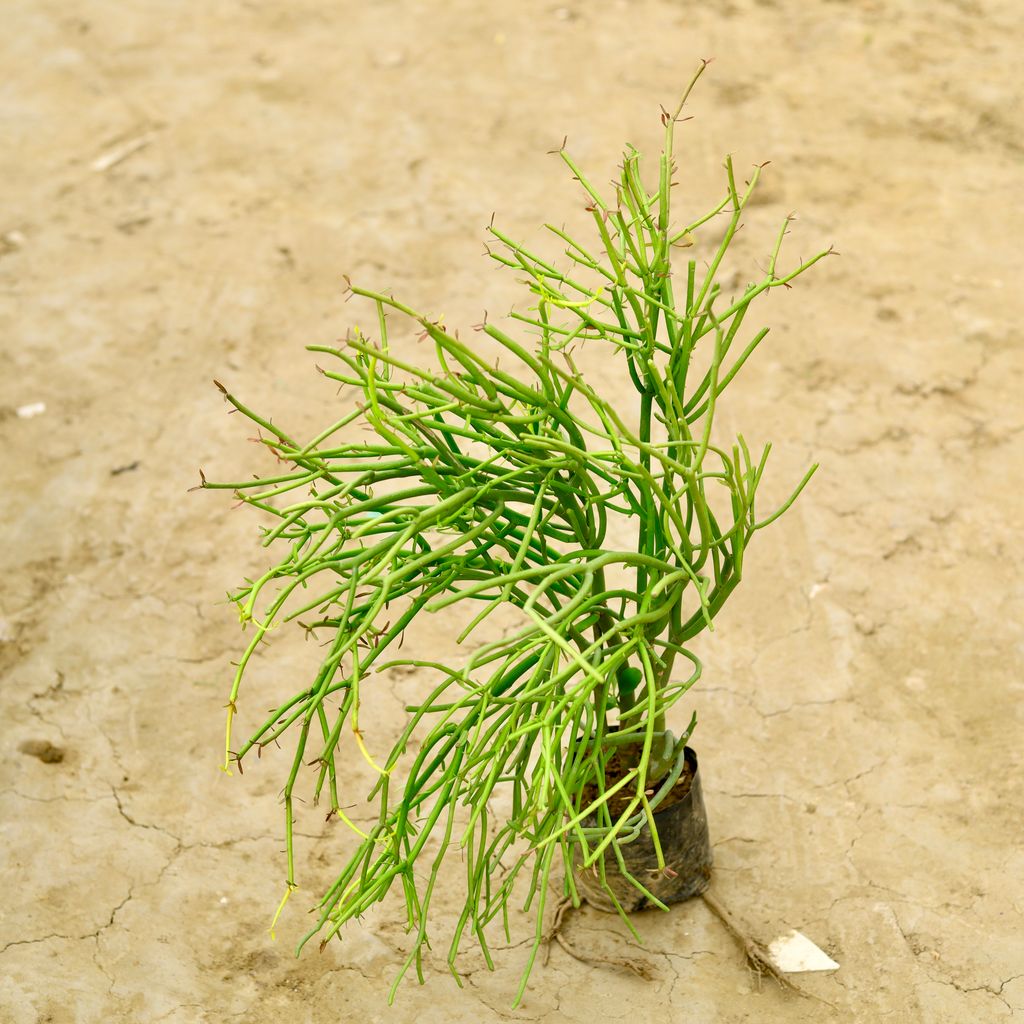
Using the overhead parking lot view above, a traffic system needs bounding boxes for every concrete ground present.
[2,1,1022,1021]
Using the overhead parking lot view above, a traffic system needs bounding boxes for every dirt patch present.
[18,739,66,765]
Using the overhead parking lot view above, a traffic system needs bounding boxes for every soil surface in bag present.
[580,745,694,818]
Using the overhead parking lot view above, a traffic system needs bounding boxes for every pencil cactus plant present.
[203,62,831,1003]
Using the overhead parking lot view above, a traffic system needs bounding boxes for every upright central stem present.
[635,390,654,603]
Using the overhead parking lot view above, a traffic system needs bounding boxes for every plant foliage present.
[203,62,831,1003]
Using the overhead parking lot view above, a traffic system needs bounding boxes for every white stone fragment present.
[16,401,46,418]
[91,132,155,172]
[767,930,839,973]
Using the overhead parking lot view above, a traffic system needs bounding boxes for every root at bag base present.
[542,897,658,980]
[542,887,836,1007]
[699,889,797,992]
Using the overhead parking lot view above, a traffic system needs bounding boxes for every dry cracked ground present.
[3,2,1023,1022]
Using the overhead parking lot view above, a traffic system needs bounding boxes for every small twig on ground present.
[91,131,156,173]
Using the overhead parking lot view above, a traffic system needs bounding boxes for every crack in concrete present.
[109,783,183,843]
[0,885,133,957]
[761,696,848,719]
[841,757,890,797]
[884,894,1021,1013]
[919,967,1017,1013]
[153,1003,207,1023]
[717,790,799,802]
[1,786,302,977]
[7,789,109,805]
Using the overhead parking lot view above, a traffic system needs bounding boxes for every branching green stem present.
[205,62,831,1005]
